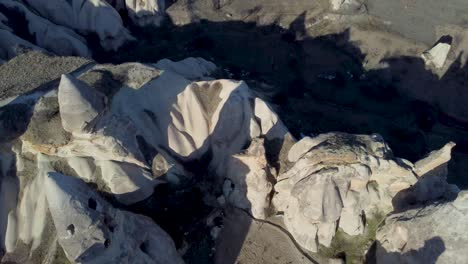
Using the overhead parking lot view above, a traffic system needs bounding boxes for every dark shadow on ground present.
[93,14,468,189]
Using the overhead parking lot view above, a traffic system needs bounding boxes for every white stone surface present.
[376,191,468,264]
[121,0,166,26]
[273,133,418,252]
[45,172,183,263]
[58,74,105,134]
[23,0,133,51]
[0,29,43,60]
[0,0,91,57]
[224,139,272,219]
[414,142,455,177]
[422,42,451,69]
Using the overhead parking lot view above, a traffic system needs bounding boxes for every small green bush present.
[319,211,386,264]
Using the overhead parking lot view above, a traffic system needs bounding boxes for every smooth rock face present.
[1,52,466,264]
[421,42,451,69]
[45,172,183,264]
[273,133,418,252]
[375,191,468,264]
[224,139,273,219]
[58,74,105,134]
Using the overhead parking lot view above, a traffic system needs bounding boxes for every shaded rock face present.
[375,191,468,264]
[422,42,451,69]
[45,172,182,264]
[22,0,133,51]
[0,0,174,60]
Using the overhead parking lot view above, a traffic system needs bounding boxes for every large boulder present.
[421,42,451,69]
[108,0,166,27]
[375,191,468,264]
[58,74,105,134]
[272,133,446,252]
[45,172,183,263]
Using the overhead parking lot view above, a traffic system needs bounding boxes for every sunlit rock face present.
[0,0,91,58]
[223,138,273,219]
[422,42,451,69]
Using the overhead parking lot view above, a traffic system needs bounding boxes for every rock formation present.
[22,0,133,51]
[0,0,168,60]
[0,50,466,264]
[273,133,419,252]
[0,0,91,58]
[375,191,468,264]
[58,74,105,134]
[422,41,451,69]
[0,51,288,263]
[223,138,273,219]
[45,172,183,263]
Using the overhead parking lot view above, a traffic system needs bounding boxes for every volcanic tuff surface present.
[0,51,465,264]
[1,0,468,263]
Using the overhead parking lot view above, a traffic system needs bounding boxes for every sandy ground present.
[215,207,320,264]
[367,0,468,44]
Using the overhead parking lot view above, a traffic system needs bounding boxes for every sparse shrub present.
[319,211,386,264]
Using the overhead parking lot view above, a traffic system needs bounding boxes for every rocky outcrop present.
[0,51,466,264]
[421,42,451,69]
[0,53,289,263]
[272,133,459,253]
[375,191,468,264]
[0,28,43,60]
[108,0,166,27]
[45,172,182,263]
[0,0,169,59]
[330,0,365,13]
[58,74,105,134]
[22,0,133,51]
[223,138,273,219]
